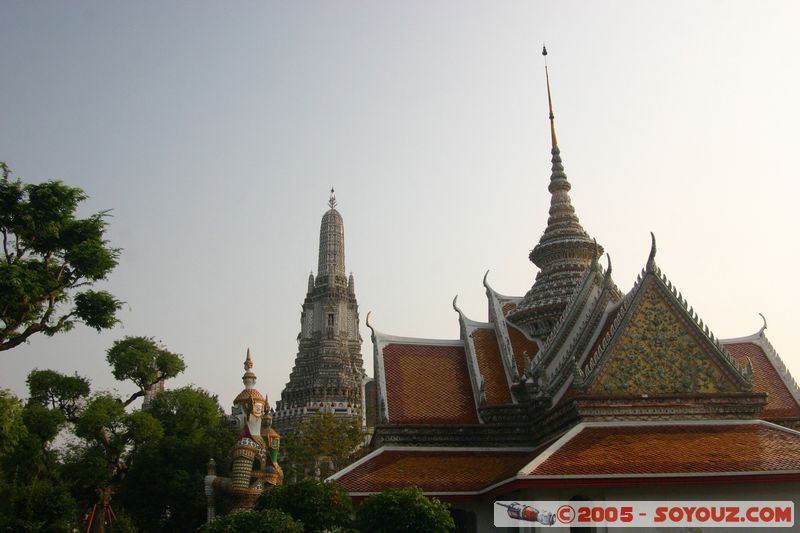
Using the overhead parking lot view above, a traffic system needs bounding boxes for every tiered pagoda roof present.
[330,49,800,499]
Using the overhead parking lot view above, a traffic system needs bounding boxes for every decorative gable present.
[580,235,752,397]
[586,281,742,395]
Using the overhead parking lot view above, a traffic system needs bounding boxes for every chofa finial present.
[646,232,657,272]
[328,188,337,209]
[758,313,768,335]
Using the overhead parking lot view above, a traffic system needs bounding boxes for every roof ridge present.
[753,331,800,406]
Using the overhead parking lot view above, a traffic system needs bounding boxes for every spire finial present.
[242,348,257,389]
[329,187,337,209]
[543,44,557,148]
[244,347,253,371]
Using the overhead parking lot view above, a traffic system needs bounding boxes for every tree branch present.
[1,227,11,264]
[121,390,145,409]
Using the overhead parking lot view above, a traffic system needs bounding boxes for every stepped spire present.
[317,189,346,282]
[507,46,603,339]
[242,348,257,389]
[275,191,365,433]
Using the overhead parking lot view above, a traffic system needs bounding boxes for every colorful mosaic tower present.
[273,190,366,432]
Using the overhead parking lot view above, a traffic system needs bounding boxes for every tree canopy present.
[256,478,354,533]
[12,336,186,532]
[0,161,122,351]
[106,336,187,407]
[281,413,366,481]
[118,386,236,533]
[356,487,455,533]
[198,508,303,533]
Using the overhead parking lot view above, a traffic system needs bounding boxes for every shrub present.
[356,487,454,533]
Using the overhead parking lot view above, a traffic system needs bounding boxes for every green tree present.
[198,509,303,533]
[0,389,26,456]
[24,336,185,533]
[106,336,187,407]
[281,413,365,481]
[0,161,122,352]
[0,390,78,532]
[356,487,455,533]
[26,368,90,421]
[118,387,237,533]
[256,479,353,533]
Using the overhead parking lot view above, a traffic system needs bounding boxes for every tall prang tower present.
[274,189,366,433]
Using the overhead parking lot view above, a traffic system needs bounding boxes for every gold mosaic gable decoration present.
[580,234,753,396]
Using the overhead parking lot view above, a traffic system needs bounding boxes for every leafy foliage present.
[256,479,353,532]
[27,368,90,421]
[198,509,303,533]
[11,336,185,531]
[0,161,122,351]
[281,413,366,480]
[0,390,26,455]
[119,387,237,533]
[356,487,455,533]
[106,336,186,406]
[0,476,77,532]
[0,391,78,532]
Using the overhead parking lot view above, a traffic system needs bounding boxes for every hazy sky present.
[2,2,799,409]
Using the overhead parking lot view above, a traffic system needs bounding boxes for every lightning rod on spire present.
[543,44,558,147]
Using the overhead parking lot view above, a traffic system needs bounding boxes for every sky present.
[1,1,799,410]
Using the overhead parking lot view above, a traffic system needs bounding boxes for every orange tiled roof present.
[336,449,536,493]
[506,322,539,375]
[383,343,478,425]
[471,328,512,405]
[502,302,517,317]
[528,423,800,476]
[725,342,800,419]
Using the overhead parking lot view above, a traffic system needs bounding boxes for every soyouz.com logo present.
[494,501,795,528]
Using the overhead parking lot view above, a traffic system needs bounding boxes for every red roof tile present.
[383,343,478,425]
[502,302,517,317]
[528,423,800,476]
[471,328,512,405]
[725,342,800,419]
[506,323,539,375]
[336,449,536,493]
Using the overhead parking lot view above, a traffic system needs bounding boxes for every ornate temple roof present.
[345,51,800,501]
[332,421,800,495]
[332,447,539,495]
[506,47,602,340]
[379,336,478,425]
[523,421,800,477]
[469,328,512,406]
[723,328,800,420]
